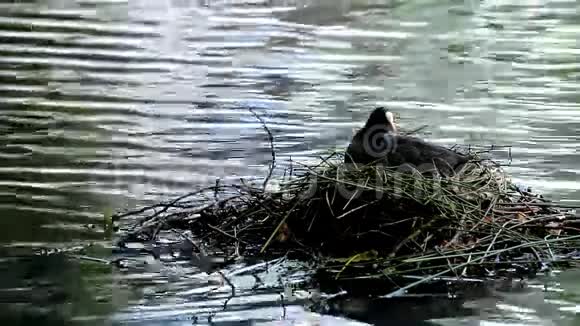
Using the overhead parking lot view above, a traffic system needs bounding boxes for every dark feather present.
[345,107,468,176]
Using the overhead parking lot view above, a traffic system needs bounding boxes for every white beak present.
[385,111,397,133]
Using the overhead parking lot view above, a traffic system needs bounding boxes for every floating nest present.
[114,145,580,297]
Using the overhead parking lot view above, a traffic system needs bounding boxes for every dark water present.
[1,0,580,325]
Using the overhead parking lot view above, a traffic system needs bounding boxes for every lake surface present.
[1,0,580,325]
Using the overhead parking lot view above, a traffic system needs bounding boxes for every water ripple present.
[1,0,580,324]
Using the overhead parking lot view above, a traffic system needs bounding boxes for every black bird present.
[345,107,469,176]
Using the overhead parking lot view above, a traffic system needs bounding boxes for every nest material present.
[114,149,580,295]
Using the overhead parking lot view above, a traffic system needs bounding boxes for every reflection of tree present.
[0,97,116,242]
[0,252,117,325]
[0,99,120,323]
[0,2,133,324]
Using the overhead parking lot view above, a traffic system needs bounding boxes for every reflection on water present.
[1,0,580,325]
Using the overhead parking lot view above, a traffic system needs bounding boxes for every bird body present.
[345,107,468,176]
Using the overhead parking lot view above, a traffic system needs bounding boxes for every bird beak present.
[385,111,397,133]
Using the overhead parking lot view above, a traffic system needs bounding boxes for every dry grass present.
[114,148,580,295]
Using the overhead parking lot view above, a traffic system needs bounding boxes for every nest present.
[114,147,580,296]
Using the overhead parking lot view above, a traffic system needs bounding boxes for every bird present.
[344,107,469,176]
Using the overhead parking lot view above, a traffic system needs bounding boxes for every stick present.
[249,108,276,191]
[383,234,580,298]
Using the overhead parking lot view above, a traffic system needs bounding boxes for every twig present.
[260,199,300,254]
[402,124,429,136]
[390,216,441,257]
[499,202,580,209]
[218,270,236,309]
[67,255,111,265]
[384,235,580,298]
[335,200,378,220]
[207,224,250,245]
[249,108,276,191]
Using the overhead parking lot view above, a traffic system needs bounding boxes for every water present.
[1,0,580,325]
